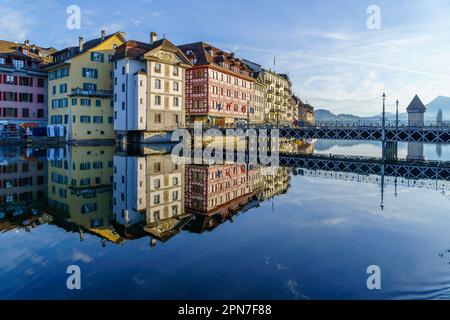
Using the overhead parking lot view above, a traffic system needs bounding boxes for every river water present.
[1,140,450,300]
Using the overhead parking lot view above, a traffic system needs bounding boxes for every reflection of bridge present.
[297,169,450,191]
[279,153,450,181]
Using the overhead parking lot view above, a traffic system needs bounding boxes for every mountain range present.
[315,96,450,122]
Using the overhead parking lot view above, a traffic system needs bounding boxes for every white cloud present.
[0,6,31,41]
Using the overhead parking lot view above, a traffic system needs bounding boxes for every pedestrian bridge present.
[193,125,450,143]
[277,126,450,143]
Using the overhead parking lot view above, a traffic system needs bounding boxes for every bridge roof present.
[406,95,427,113]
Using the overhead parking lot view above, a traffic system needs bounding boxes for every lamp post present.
[395,99,399,132]
[382,92,386,161]
[395,99,399,159]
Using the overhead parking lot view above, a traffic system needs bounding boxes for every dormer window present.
[12,59,24,69]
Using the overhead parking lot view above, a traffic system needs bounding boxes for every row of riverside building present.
[0,31,315,143]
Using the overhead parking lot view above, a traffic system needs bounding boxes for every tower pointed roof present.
[406,95,427,113]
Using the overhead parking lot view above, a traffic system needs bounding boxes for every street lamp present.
[395,99,399,132]
[382,92,386,130]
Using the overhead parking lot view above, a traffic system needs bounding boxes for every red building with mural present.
[185,163,262,216]
[0,40,55,133]
[178,42,255,127]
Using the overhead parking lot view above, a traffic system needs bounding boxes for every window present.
[95,99,101,107]
[38,94,44,103]
[154,95,161,106]
[172,205,178,215]
[154,63,161,73]
[153,211,161,221]
[154,113,161,123]
[82,68,98,79]
[155,79,161,89]
[81,203,97,214]
[90,52,104,62]
[173,82,179,92]
[83,83,97,91]
[173,66,179,76]
[80,99,91,106]
[60,83,67,93]
[71,98,77,105]
[173,177,179,186]
[154,162,161,172]
[13,59,24,69]
[22,108,29,118]
[80,115,91,123]
[154,195,160,205]
[93,116,103,123]
[37,109,44,118]
[80,162,90,170]
[0,58,5,64]
[172,191,179,201]
[6,75,14,84]
[122,66,125,75]
[154,179,161,189]
[173,97,179,107]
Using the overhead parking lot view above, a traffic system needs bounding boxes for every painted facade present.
[0,40,54,130]
[179,42,255,127]
[185,163,262,216]
[113,33,191,141]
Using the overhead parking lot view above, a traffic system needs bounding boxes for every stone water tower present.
[406,95,426,160]
[406,95,426,127]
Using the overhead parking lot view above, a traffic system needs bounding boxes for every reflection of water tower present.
[406,95,426,161]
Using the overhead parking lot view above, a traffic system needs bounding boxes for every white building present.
[112,32,192,143]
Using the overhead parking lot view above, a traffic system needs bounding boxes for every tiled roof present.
[44,32,126,68]
[406,95,427,113]
[177,42,253,77]
[0,39,56,63]
[113,38,192,66]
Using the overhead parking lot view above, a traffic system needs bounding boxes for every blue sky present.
[1,0,449,115]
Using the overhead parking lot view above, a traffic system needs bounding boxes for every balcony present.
[70,88,113,98]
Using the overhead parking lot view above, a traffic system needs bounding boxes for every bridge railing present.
[309,120,450,129]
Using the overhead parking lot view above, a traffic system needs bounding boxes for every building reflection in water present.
[0,146,48,233]
[3,137,449,249]
[46,145,122,245]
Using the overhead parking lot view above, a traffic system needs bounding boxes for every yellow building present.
[43,31,126,142]
[46,145,122,244]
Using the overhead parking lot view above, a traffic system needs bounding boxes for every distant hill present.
[315,96,450,122]
[315,109,407,122]
[425,96,450,120]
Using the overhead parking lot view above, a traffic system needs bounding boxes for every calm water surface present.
[1,140,450,300]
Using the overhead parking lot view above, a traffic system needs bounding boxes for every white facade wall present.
[113,155,147,226]
[114,59,145,131]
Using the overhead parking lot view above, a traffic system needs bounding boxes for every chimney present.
[24,40,30,46]
[150,31,157,44]
[78,37,83,52]
[101,30,106,40]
